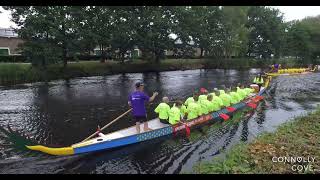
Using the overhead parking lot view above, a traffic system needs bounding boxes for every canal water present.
[0,69,319,174]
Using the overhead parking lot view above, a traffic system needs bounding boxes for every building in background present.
[0,28,23,56]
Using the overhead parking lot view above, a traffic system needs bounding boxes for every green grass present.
[193,107,320,174]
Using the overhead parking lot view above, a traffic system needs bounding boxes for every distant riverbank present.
[0,58,262,86]
[0,58,301,86]
[193,107,320,174]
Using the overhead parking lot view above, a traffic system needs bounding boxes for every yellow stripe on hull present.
[26,145,74,156]
[266,71,310,77]
[263,76,272,88]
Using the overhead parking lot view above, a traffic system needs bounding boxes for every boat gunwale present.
[266,71,313,77]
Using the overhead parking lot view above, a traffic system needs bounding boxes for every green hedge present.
[0,55,27,63]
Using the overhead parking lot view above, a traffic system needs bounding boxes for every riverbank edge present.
[192,106,320,174]
[0,58,266,86]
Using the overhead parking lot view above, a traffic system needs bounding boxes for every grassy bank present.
[0,58,305,86]
[193,107,320,174]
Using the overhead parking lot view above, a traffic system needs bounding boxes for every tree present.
[220,6,250,58]
[300,16,320,63]
[174,6,224,58]
[132,6,176,63]
[246,6,286,59]
[285,21,311,60]
[203,6,225,58]
[4,6,81,68]
[109,7,136,63]
[78,6,115,62]
[284,16,320,64]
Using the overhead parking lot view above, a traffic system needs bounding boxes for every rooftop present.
[0,28,18,38]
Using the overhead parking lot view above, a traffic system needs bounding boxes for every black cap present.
[135,82,144,88]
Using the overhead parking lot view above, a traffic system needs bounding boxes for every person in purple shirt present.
[128,82,158,133]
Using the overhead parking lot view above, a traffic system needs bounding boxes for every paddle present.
[184,123,191,137]
[81,108,133,142]
[226,106,236,112]
[219,113,230,121]
[178,120,191,137]
[247,102,257,109]
[251,96,264,104]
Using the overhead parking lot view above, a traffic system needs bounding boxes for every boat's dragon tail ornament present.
[0,124,37,154]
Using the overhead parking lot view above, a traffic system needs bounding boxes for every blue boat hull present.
[73,92,266,155]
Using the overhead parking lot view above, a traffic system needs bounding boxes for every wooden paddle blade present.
[256,96,264,100]
[219,113,230,121]
[253,96,264,103]
[247,103,257,109]
[226,107,236,112]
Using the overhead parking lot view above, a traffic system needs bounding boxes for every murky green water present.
[0,69,319,174]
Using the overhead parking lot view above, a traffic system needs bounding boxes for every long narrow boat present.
[266,67,317,77]
[26,77,272,156]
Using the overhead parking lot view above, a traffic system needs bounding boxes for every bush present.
[0,55,27,63]
[66,55,102,61]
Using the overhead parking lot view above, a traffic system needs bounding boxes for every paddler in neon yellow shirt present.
[184,95,194,106]
[230,87,241,104]
[179,101,187,119]
[198,88,210,114]
[236,83,246,100]
[155,97,171,124]
[186,93,202,120]
[244,84,255,96]
[200,94,214,114]
[209,89,223,110]
[207,94,220,112]
[198,88,208,103]
[168,102,183,125]
[219,88,232,107]
[226,88,237,105]
[244,87,254,96]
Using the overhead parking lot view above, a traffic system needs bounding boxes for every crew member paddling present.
[186,93,202,120]
[168,101,183,125]
[236,83,246,100]
[244,84,255,96]
[210,89,223,110]
[184,95,195,106]
[128,82,158,133]
[253,73,264,91]
[179,101,187,119]
[198,88,208,102]
[200,93,213,114]
[230,87,241,104]
[219,88,232,108]
[155,97,171,124]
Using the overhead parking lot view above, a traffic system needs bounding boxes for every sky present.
[273,6,320,21]
[1,6,320,28]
